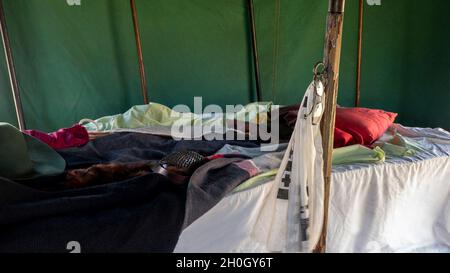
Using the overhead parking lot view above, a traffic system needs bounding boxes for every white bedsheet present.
[175,126,450,253]
[328,156,450,252]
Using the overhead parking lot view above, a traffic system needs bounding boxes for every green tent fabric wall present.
[342,0,450,130]
[0,0,449,132]
[0,0,143,131]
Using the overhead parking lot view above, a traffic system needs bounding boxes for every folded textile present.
[391,124,450,141]
[228,143,390,194]
[210,145,286,194]
[217,142,387,168]
[64,162,154,189]
[232,169,279,193]
[333,145,385,165]
[24,124,89,150]
[183,157,260,228]
[216,143,288,158]
[81,102,274,133]
[374,127,427,158]
[378,142,416,157]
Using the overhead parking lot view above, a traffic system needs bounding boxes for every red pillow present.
[335,107,398,146]
[334,127,355,148]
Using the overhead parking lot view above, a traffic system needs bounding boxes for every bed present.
[174,125,450,253]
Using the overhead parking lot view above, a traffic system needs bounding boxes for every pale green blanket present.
[82,102,274,132]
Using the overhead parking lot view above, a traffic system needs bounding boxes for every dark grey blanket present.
[0,133,259,253]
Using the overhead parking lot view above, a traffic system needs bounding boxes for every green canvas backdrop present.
[0,0,449,131]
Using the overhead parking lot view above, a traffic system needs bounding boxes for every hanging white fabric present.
[252,79,326,253]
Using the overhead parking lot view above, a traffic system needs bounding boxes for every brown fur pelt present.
[65,162,155,189]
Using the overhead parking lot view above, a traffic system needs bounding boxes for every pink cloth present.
[24,124,89,150]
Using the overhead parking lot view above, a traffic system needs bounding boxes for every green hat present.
[0,122,66,180]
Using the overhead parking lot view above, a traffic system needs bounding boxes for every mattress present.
[174,126,450,253]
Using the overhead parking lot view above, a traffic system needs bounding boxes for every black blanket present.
[0,133,259,253]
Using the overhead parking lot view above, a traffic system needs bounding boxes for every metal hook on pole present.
[313,62,326,82]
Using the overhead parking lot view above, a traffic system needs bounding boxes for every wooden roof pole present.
[247,0,263,102]
[130,0,149,104]
[0,0,26,130]
[355,0,364,107]
[315,0,346,253]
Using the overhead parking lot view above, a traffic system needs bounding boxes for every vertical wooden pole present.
[247,0,263,102]
[0,0,26,130]
[355,0,364,107]
[316,0,346,253]
[130,0,149,104]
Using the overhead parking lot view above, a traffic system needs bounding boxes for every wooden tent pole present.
[0,0,26,130]
[355,0,364,107]
[247,0,263,102]
[316,0,346,253]
[130,0,149,104]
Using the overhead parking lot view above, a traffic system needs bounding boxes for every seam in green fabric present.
[271,0,281,101]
